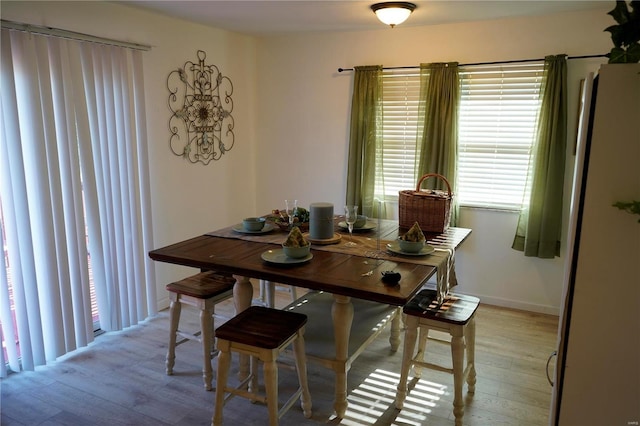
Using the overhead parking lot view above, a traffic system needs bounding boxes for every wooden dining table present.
[149,217,471,418]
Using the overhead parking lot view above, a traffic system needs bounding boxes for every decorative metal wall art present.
[167,50,234,164]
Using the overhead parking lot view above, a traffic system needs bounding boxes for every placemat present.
[206,217,457,292]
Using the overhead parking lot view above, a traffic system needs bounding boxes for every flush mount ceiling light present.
[371,2,417,28]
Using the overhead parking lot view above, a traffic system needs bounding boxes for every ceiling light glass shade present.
[371,2,416,28]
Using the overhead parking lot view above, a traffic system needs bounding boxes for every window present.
[378,62,543,210]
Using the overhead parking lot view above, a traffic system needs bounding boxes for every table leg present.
[233,275,253,313]
[332,294,353,418]
[233,275,253,383]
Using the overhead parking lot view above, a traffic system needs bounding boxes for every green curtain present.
[345,65,383,218]
[415,62,460,226]
[512,55,567,258]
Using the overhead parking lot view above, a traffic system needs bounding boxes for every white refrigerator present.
[550,63,640,425]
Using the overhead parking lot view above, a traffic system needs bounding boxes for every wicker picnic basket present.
[398,173,453,233]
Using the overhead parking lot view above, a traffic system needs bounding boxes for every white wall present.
[2,2,614,314]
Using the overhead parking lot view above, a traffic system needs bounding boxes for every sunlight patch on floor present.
[331,368,448,425]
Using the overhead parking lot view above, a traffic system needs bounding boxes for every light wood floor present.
[1,284,558,426]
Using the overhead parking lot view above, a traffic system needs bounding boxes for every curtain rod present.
[1,19,152,52]
[337,54,608,72]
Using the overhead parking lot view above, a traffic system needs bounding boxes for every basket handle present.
[416,173,452,196]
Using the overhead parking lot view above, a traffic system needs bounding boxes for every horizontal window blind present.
[377,62,544,209]
[458,63,543,208]
[377,70,421,198]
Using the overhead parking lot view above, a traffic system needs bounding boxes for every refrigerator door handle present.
[546,350,557,386]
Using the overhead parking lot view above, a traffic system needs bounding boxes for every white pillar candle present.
[309,202,334,240]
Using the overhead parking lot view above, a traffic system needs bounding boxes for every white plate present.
[386,241,435,256]
[261,249,313,264]
[232,223,276,234]
[338,221,377,231]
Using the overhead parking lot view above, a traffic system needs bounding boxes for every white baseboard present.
[157,295,170,311]
[465,293,560,316]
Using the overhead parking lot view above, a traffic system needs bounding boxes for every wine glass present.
[344,205,358,247]
[285,199,298,228]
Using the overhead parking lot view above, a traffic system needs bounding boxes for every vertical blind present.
[378,62,544,209]
[1,29,156,377]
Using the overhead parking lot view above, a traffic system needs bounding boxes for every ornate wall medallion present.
[167,50,234,164]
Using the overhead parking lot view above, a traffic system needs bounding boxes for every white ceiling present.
[118,0,611,36]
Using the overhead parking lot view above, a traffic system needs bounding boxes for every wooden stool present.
[395,289,479,426]
[212,306,312,426]
[166,271,236,391]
